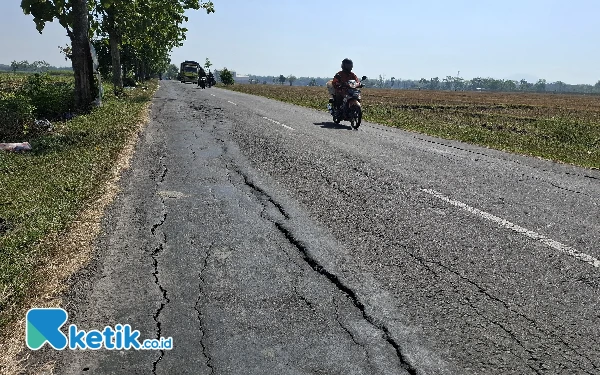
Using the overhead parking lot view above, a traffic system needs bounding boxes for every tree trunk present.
[71,0,93,112]
[110,31,123,94]
[107,10,123,95]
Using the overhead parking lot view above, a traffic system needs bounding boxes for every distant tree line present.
[384,75,600,94]
[245,75,330,87]
[241,73,600,94]
[1,61,72,73]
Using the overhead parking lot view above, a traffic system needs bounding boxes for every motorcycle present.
[198,76,207,89]
[327,75,367,130]
[207,76,215,88]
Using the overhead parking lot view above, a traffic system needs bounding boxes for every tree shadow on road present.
[313,122,353,130]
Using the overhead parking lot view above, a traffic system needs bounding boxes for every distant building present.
[235,75,250,84]
[212,69,250,83]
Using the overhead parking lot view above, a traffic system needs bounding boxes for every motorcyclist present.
[332,58,360,109]
[197,67,207,87]
[207,71,215,86]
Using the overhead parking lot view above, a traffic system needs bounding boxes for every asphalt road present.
[28,81,600,375]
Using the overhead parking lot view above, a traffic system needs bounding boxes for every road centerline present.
[263,116,295,131]
[421,188,600,268]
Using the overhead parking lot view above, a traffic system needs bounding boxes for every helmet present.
[341,58,353,72]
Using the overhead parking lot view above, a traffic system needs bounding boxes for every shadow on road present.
[314,122,353,130]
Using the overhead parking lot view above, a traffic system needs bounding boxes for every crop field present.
[224,84,600,169]
[0,72,73,93]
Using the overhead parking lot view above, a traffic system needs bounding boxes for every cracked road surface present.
[28,82,599,374]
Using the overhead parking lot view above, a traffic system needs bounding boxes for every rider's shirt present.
[332,70,360,94]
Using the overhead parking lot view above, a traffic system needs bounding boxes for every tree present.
[21,0,96,111]
[21,61,32,71]
[164,63,179,79]
[204,58,212,71]
[483,77,502,91]
[91,1,125,93]
[552,81,565,93]
[503,80,517,92]
[73,0,96,107]
[452,76,465,91]
[90,0,215,93]
[11,60,30,72]
[58,44,72,61]
[308,78,318,86]
[219,67,234,85]
[534,79,546,92]
[471,77,483,90]
[32,60,51,72]
[443,76,453,90]
[278,74,286,85]
[428,77,440,90]
[519,79,531,92]
[287,75,296,86]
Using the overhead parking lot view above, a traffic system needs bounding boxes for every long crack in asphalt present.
[151,161,169,374]
[232,167,418,375]
[195,243,215,375]
[333,296,372,364]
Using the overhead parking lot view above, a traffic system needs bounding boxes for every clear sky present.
[2,0,599,84]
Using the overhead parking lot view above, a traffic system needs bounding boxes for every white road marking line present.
[263,117,294,131]
[421,189,600,268]
[228,101,237,105]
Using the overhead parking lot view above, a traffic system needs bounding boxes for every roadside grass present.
[223,85,600,169]
[0,80,157,333]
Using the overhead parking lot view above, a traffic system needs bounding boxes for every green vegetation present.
[0,73,75,141]
[219,68,235,85]
[223,85,600,169]
[204,58,212,71]
[0,76,157,330]
[21,0,214,108]
[89,0,214,92]
[0,93,35,141]
[164,64,179,80]
[287,75,296,86]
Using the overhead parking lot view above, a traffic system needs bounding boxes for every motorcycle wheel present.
[349,106,362,130]
[354,109,362,130]
[333,118,341,124]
